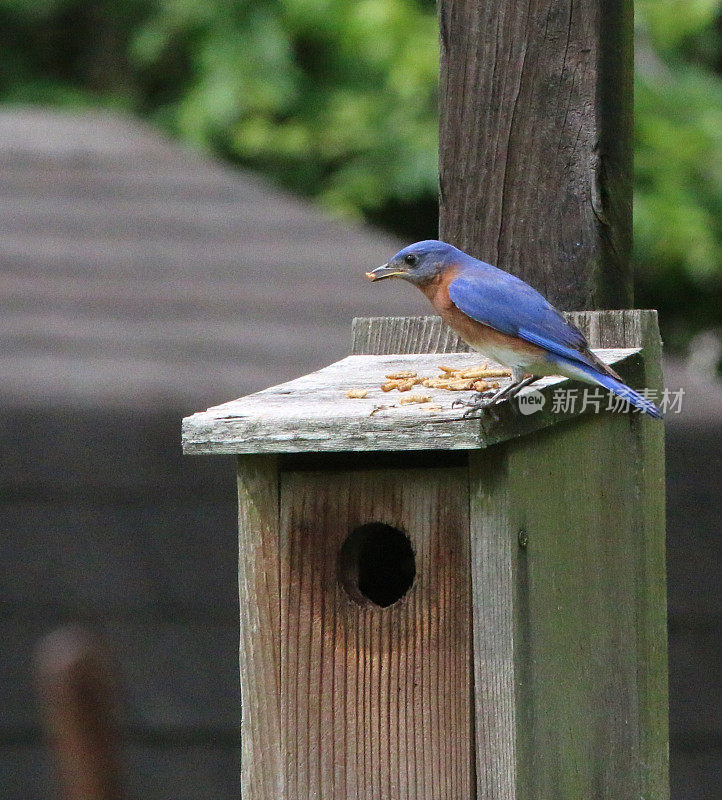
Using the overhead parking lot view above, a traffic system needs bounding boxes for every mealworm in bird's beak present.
[366,264,405,281]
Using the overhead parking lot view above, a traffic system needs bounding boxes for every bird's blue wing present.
[447,267,596,369]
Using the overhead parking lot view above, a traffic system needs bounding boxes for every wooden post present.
[438,0,634,310]
[183,309,668,800]
[35,626,123,800]
[236,456,283,799]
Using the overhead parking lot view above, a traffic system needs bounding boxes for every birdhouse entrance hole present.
[338,523,415,607]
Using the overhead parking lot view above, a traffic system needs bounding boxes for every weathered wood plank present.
[279,467,473,799]
[575,309,668,799]
[626,313,668,800]
[509,413,643,799]
[467,308,667,799]
[567,308,660,350]
[183,348,642,454]
[352,311,661,357]
[469,447,516,800]
[351,316,470,355]
[237,456,283,800]
[438,0,634,310]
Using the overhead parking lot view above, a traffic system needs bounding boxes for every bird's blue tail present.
[578,364,664,419]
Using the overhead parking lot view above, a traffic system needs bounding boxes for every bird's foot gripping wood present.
[452,375,537,418]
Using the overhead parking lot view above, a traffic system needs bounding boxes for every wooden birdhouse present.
[182,311,668,800]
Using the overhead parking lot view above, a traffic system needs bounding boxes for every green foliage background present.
[1,0,721,346]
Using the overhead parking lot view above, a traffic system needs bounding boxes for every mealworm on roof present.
[399,394,432,405]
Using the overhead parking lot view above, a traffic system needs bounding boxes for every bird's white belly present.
[469,338,597,383]
[466,340,537,371]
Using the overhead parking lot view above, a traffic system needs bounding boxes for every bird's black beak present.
[366,263,407,281]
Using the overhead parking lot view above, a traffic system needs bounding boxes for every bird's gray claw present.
[459,399,494,419]
[452,390,493,410]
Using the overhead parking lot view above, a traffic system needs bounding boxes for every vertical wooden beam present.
[469,448,516,800]
[237,455,283,799]
[438,0,634,310]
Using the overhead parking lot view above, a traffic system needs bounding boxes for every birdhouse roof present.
[182,346,641,455]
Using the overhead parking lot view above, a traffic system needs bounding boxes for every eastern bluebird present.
[366,240,663,418]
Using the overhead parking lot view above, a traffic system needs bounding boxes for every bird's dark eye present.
[404,254,418,267]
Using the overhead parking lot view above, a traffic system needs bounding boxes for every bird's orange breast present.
[420,268,547,359]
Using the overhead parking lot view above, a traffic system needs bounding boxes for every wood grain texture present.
[469,448,516,800]
[509,413,643,799]
[620,312,669,800]
[279,467,473,800]
[438,0,634,310]
[572,306,669,789]
[351,316,471,355]
[351,312,658,357]
[467,308,667,799]
[183,348,642,455]
[237,456,283,800]
[567,308,660,351]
